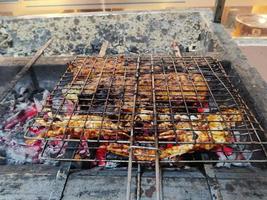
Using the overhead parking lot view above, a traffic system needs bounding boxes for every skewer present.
[0,38,53,102]
[98,40,109,58]
[171,41,182,58]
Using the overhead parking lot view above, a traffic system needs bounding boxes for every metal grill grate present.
[25,55,267,164]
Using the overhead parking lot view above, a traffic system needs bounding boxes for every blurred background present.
[1,0,267,38]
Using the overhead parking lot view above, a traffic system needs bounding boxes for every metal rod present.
[41,157,267,163]
[136,164,141,200]
[159,167,163,200]
[98,40,109,57]
[170,56,197,145]
[97,57,118,142]
[161,57,179,143]
[204,164,223,200]
[126,56,140,200]
[48,142,78,200]
[0,38,52,102]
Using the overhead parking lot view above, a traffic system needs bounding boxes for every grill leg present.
[136,164,141,200]
[155,155,163,200]
[48,162,72,200]
[126,149,133,200]
[204,164,223,200]
[48,142,78,200]
[159,166,163,200]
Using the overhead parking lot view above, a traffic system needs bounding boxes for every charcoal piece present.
[95,87,109,99]
[78,93,94,110]
[106,152,127,160]
[105,153,127,167]
[128,46,138,54]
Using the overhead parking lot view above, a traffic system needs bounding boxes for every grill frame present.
[24,54,267,164]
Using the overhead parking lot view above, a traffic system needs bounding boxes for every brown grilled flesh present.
[35,115,129,140]
[65,59,208,103]
[65,57,126,101]
[64,70,208,111]
[68,56,126,77]
[138,72,208,102]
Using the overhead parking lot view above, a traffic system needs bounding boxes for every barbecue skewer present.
[171,41,182,57]
[136,164,141,200]
[0,38,53,102]
[98,40,109,57]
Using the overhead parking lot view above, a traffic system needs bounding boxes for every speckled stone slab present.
[0,10,218,56]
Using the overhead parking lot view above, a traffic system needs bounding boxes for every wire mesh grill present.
[25,55,267,164]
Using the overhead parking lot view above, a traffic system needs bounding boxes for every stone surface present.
[0,24,12,54]
[0,10,218,56]
[1,165,267,200]
[0,165,58,200]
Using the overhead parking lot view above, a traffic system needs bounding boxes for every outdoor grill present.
[1,9,267,200]
[21,54,267,199]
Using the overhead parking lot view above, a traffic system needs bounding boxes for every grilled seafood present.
[32,107,242,161]
[139,73,208,102]
[160,144,195,159]
[68,56,126,77]
[126,109,242,160]
[106,143,194,161]
[136,108,242,141]
[26,54,253,165]
[108,134,215,160]
[65,63,209,103]
[107,143,129,157]
[107,143,156,161]
[34,115,129,140]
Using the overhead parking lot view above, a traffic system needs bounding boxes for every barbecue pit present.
[0,9,267,200]
[20,54,266,200]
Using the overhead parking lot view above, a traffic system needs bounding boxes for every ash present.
[0,86,49,164]
[0,85,89,165]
